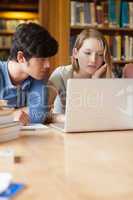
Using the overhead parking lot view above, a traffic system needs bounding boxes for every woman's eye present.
[85,52,91,55]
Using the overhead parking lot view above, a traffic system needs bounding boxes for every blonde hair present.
[72,29,113,78]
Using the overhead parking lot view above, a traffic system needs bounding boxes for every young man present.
[0,22,58,125]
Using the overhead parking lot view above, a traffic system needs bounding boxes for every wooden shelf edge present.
[71,25,133,32]
[0,47,10,50]
[113,60,133,64]
[0,30,14,35]
[0,11,38,20]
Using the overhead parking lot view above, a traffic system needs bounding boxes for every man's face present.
[24,57,50,80]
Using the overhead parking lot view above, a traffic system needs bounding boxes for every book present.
[0,108,14,125]
[108,0,117,27]
[0,182,25,198]
[0,122,20,142]
[84,2,91,25]
[71,1,76,25]
[0,100,7,107]
[121,1,129,27]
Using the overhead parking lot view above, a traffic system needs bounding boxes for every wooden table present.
[0,128,133,200]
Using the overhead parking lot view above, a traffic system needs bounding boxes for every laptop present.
[51,79,133,132]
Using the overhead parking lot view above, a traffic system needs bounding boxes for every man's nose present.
[44,59,50,69]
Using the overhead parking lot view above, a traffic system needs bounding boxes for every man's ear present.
[17,51,26,63]
[72,48,78,59]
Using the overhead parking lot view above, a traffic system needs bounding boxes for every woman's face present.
[73,38,104,77]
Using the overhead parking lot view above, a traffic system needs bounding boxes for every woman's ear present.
[72,48,78,59]
[17,51,26,63]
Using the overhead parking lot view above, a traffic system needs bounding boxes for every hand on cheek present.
[92,64,107,78]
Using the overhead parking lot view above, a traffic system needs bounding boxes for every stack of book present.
[0,101,20,142]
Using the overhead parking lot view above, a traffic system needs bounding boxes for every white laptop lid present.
[64,79,133,132]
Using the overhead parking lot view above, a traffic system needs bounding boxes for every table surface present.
[0,128,133,200]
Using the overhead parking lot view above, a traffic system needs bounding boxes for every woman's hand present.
[14,109,30,126]
[92,64,107,78]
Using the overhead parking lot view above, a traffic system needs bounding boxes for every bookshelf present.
[0,0,39,60]
[70,0,133,77]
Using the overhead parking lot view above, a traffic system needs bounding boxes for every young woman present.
[48,28,113,116]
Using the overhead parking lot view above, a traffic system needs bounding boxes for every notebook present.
[51,79,133,132]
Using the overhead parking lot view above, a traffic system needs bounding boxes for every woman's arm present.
[47,80,58,112]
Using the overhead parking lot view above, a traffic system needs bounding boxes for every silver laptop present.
[51,79,133,132]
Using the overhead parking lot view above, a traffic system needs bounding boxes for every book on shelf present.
[121,1,129,28]
[95,4,103,27]
[71,1,76,26]
[108,0,121,27]
[70,0,133,28]
[84,2,91,25]
[0,19,39,32]
[0,36,12,48]
[101,1,109,26]
[129,2,133,28]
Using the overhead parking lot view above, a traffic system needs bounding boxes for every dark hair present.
[9,22,58,61]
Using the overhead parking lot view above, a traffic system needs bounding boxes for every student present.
[48,28,113,115]
[0,22,58,125]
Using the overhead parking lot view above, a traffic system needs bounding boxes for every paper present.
[0,173,12,194]
[21,123,49,131]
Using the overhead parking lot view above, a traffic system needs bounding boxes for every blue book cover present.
[108,0,116,26]
[0,183,25,198]
[121,1,129,27]
[84,2,91,24]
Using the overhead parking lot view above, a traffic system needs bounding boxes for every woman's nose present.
[90,54,96,63]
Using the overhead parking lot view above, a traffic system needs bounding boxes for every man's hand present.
[92,64,107,78]
[14,109,30,126]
